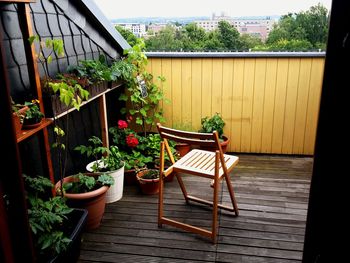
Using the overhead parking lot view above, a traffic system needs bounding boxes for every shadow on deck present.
[79,154,313,263]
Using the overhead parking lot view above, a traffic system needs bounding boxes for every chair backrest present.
[157,123,222,150]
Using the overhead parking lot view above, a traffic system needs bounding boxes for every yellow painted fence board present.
[148,56,324,155]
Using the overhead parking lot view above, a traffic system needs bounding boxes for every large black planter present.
[48,208,88,263]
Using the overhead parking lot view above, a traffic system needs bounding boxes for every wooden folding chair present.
[157,123,239,243]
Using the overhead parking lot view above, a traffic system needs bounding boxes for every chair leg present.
[224,172,239,216]
[175,172,189,203]
[158,142,165,227]
[211,151,220,243]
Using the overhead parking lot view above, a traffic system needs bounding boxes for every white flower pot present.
[86,160,124,203]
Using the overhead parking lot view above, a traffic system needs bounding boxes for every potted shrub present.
[199,112,230,153]
[75,136,125,203]
[23,175,88,262]
[55,172,114,230]
[22,99,45,129]
[136,168,160,195]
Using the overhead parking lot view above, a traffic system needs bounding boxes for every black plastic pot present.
[48,208,88,263]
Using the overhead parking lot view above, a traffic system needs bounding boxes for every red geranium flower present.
[126,134,139,148]
[118,120,128,129]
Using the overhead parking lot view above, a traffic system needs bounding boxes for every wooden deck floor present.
[78,154,313,263]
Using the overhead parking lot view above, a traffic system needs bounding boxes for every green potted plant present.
[23,175,88,262]
[120,150,153,185]
[199,112,230,153]
[55,172,114,230]
[75,136,125,203]
[22,99,45,129]
[139,133,178,182]
[136,168,160,195]
[67,55,113,97]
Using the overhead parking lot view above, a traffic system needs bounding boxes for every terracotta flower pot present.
[154,159,174,182]
[175,143,191,157]
[200,135,230,153]
[12,106,29,135]
[136,169,160,195]
[124,169,138,185]
[55,173,109,230]
[23,119,43,130]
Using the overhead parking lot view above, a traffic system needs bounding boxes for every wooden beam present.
[17,4,55,184]
[99,94,109,148]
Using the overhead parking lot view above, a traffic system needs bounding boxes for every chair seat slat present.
[173,150,239,177]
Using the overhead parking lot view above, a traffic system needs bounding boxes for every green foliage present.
[67,55,113,84]
[143,4,328,52]
[110,59,135,81]
[218,21,242,50]
[266,4,329,50]
[140,169,159,180]
[119,39,166,134]
[23,100,44,124]
[115,25,138,47]
[24,175,73,259]
[120,150,153,171]
[52,126,65,150]
[75,136,124,172]
[239,34,263,50]
[138,133,178,163]
[29,35,64,78]
[145,25,183,51]
[30,36,90,111]
[63,173,114,194]
[46,80,89,110]
[199,113,225,139]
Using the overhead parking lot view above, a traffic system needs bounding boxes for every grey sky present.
[93,0,332,19]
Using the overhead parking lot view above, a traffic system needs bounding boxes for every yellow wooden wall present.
[147,56,324,155]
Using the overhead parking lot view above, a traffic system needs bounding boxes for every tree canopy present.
[115,4,329,52]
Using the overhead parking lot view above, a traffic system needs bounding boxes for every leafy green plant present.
[23,175,73,260]
[29,35,89,111]
[74,136,124,172]
[199,113,225,139]
[110,58,135,81]
[28,36,64,79]
[138,133,178,163]
[62,173,114,194]
[140,169,159,180]
[23,99,44,124]
[120,150,153,171]
[68,55,113,84]
[118,39,168,135]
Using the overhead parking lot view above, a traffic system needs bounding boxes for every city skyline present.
[93,0,332,19]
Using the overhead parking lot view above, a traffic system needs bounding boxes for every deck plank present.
[78,154,312,262]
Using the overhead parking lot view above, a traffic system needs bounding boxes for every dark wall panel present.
[0,0,124,180]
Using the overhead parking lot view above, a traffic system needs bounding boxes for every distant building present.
[114,23,146,37]
[195,13,277,41]
[147,23,168,35]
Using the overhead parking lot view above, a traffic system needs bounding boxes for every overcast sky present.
[93,0,332,19]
